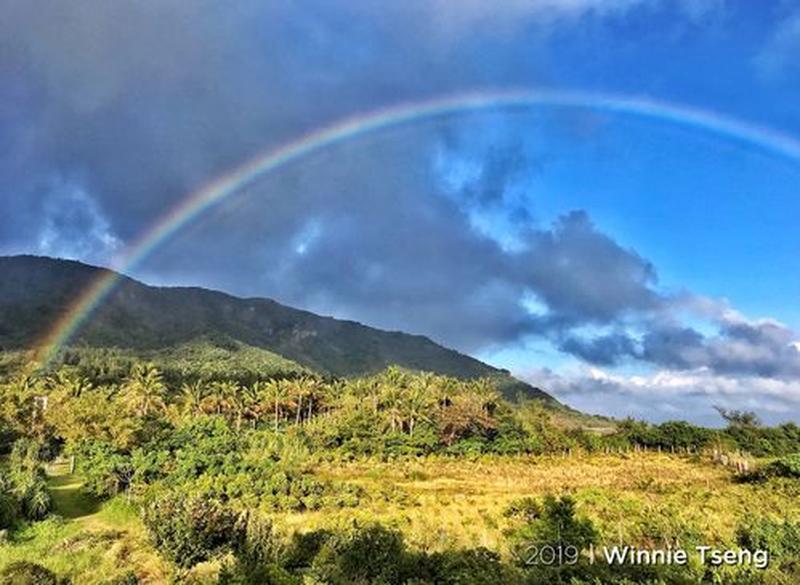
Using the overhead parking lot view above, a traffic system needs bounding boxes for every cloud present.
[559,331,640,365]
[676,0,727,24]
[554,310,800,381]
[35,179,122,263]
[527,365,800,425]
[753,11,800,80]
[515,211,663,325]
[411,0,652,41]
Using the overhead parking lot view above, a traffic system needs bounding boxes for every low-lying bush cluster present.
[0,439,51,529]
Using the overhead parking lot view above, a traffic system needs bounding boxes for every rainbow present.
[32,88,800,369]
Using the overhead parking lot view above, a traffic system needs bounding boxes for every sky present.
[2,0,800,425]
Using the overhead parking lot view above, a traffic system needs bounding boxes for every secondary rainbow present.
[33,88,800,369]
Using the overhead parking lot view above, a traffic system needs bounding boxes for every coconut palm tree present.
[213,381,244,430]
[404,373,436,436]
[179,380,206,417]
[241,383,263,429]
[469,378,500,416]
[122,363,166,417]
[258,379,288,431]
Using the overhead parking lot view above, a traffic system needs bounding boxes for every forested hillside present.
[0,256,552,403]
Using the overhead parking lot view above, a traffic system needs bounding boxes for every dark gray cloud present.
[136,134,669,353]
[559,332,640,366]
[515,211,663,326]
[558,316,800,381]
[0,0,560,245]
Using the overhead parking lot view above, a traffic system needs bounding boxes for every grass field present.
[281,453,798,552]
[0,462,170,584]
[1,452,796,584]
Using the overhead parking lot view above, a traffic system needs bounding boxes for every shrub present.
[4,439,52,522]
[427,548,524,585]
[100,572,139,585]
[736,517,800,560]
[141,490,244,568]
[0,473,20,529]
[73,440,132,498]
[505,495,597,563]
[309,523,408,585]
[742,453,800,482]
[763,453,800,479]
[283,529,333,570]
[0,562,58,585]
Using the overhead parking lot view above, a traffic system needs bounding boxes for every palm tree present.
[470,378,500,416]
[241,383,263,429]
[379,381,404,434]
[50,371,94,399]
[258,379,288,431]
[405,373,436,436]
[180,380,206,416]
[290,377,318,425]
[213,381,244,430]
[122,363,166,417]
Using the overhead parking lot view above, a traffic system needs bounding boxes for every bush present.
[763,453,800,479]
[218,562,299,585]
[505,495,597,558]
[3,439,52,522]
[742,453,800,482]
[100,573,138,585]
[73,440,132,498]
[0,473,20,529]
[141,490,244,568]
[737,517,800,560]
[309,524,409,585]
[0,562,59,585]
[283,530,333,570]
[426,548,524,585]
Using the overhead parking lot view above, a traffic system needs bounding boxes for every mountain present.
[0,255,558,404]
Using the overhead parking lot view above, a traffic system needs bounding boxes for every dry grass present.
[277,453,799,552]
[2,453,797,583]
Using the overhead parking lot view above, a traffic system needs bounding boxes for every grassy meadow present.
[2,357,800,583]
[1,452,798,583]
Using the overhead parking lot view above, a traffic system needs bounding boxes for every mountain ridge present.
[0,255,558,404]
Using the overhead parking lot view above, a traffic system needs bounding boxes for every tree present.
[259,380,288,432]
[179,380,206,417]
[212,381,245,430]
[142,491,244,570]
[404,374,435,436]
[122,364,166,417]
[715,406,761,428]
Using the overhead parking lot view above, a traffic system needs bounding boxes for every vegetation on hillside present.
[0,257,553,406]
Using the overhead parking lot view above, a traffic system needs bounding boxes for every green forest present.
[1,349,799,584]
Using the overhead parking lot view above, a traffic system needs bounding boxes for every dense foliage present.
[0,439,51,529]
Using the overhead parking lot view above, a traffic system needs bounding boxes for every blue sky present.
[2,1,800,425]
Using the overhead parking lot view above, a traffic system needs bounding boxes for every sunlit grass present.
[0,465,169,584]
[1,453,797,583]
[278,453,800,553]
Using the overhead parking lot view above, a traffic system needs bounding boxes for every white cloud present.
[36,180,121,263]
[525,364,800,425]
[753,11,800,80]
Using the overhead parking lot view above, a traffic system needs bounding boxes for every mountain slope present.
[0,255,557,403]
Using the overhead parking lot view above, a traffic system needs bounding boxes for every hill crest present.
[0,255,556,404]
